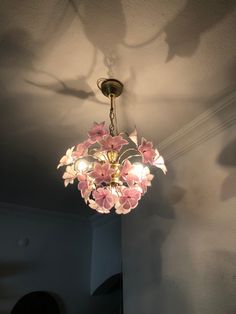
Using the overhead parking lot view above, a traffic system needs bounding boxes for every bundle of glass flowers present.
[57,122,167,214]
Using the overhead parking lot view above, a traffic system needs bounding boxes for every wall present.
[0,205,92,314]
[89,214,122,314]
[122,116,236,313]
[90,215,121,294]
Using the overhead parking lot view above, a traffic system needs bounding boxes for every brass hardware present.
[110,163,120,185]
[97,78,123,136]
[107,150,119,163]
[107,150,120,184]
[100,79,123,98]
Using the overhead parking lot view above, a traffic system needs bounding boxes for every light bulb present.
[129,163,143,178]
[74,159,90,172]
[143,166,150,175]
[129,163,150,179]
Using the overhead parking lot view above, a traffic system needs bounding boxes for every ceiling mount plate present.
[100,79,123,98]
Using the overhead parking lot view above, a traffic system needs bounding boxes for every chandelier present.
[57,79,167,214]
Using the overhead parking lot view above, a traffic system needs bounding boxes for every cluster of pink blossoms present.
[57,122,166,214]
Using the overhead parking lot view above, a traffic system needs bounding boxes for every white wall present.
[122,120,236,314]
[88,214,122,314]
[0,205,92,314]
[90,214,121,294]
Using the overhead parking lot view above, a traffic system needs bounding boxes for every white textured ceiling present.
[0,0,235,216]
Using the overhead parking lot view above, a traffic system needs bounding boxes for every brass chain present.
[109,94,118,136]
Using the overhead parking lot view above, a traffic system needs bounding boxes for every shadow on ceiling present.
[122,0,236,62]
[0,29,36,71]
[0,27,107,109]
[217,138,236,201]
[25,72,94,100]
[69,0,236,65]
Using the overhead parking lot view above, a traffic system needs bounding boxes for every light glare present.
[75,159,89,172]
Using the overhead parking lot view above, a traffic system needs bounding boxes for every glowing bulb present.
[74,159,89,172]
[129,163,143,178]
[143,166,150,175]
[129,163,151,179]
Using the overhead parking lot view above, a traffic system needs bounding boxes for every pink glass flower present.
[153,149,167,174]
[78,178,93,201]
[78,180,89,197]
[73,140,91,158]
[100,135,128,152]
[138,138,156,164]
[77,173,87,182]
[116,188,141,214]
[90,162,114,184]
[88,122,108,142]
[57,146,74,169]
[93,188,114,211]
[62,165,77,187]
[138,173,154,194]
[120,160,139,183]
[129,127,138,146]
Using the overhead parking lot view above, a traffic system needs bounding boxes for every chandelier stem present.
[109,94,118,136]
